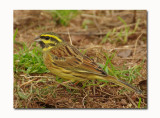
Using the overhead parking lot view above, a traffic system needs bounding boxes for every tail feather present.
[102,75,142,94]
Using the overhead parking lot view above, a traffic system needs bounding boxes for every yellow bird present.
[35,32,142,94]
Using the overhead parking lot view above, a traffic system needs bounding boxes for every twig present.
[119,57,146,60]
[20,75,48,79]
[115,21,145,30]
[124,93,138,108]
[133,33,143,56]
[81,11,141,19]
[20,75,78,89]
[97,88,115,96]
[81,14,104,19]
[20,78,38,87]
[82,93,88,108]
[68,30,73,45]
[85,45,102,50]
[109,44,146,53]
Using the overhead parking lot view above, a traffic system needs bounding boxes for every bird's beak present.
[34,36,41,42]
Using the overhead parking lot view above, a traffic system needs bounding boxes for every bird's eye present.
[45,37,50,40]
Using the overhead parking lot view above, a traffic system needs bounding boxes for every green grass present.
[14,27,48,74]
[98,53,144,84]
[13,28,18,42]
[78,52,143,92]
[101,17,141,44]
[138,97,142,108]
[82,19,93,29]
[117,16,130,43]
[50,10,79,26]
[14,42,49,74]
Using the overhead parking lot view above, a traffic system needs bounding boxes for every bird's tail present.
[101,75,142,94]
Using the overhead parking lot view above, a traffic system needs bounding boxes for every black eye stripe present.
[40,36,50,40]
[45,36,50,40]
[40,36,59,43]
[40,36,48,39]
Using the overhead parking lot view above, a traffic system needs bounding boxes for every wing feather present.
[49,43,107,75]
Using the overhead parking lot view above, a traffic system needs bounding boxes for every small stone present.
[117,49,132,58]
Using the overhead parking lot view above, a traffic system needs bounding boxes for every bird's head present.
[35,32,63,51]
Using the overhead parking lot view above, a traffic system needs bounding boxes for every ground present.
[14,10,147,108]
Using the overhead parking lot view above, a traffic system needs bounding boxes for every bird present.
[35,32,142,94]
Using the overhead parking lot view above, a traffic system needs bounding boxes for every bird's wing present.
[49,44,107,75]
